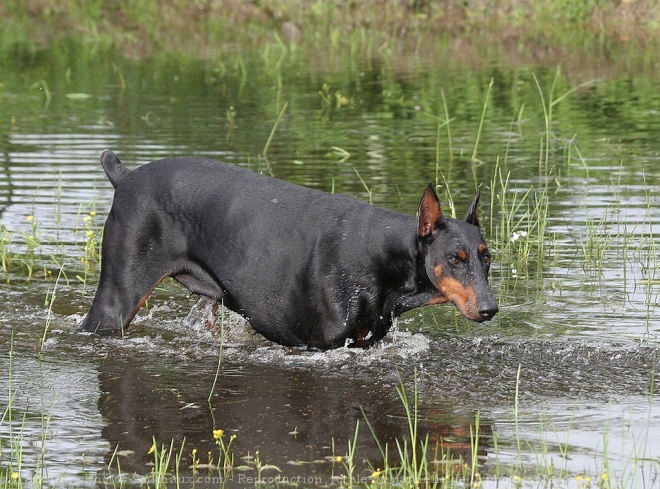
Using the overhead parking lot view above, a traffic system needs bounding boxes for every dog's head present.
[417,184,498,322]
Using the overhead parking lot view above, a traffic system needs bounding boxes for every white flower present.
[511,230,528,243]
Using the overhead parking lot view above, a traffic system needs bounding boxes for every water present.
[1,42,659,487]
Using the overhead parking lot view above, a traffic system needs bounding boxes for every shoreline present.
[1,0,658,65]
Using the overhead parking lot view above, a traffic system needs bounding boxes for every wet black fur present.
[81,150,497,350]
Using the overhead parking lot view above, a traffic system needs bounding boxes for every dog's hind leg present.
[80,248,172,334]
[81,271,169,334]
[80,215,174,334]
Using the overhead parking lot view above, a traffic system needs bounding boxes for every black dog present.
[81,150,498,349]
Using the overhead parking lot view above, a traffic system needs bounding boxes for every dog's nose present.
[479,302,499,320]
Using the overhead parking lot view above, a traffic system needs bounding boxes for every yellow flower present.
[192,448,198,455]
[11,472,19,480]
[371,468,382,478]
[26,215,34,222]
[333,455,342,462]
[147,443,156,455]
[601,472,609,481]
[83,216,92,222]
[89,211,96,217]
[213,429,224,440]
[86,230,94,238]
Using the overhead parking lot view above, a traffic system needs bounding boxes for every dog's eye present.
[448,249,468,266]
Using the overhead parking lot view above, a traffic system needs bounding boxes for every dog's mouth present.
[432,277,498,322]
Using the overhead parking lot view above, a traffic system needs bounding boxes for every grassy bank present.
[1,0,658,61]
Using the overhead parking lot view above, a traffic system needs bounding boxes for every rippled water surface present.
[1,43,659,487]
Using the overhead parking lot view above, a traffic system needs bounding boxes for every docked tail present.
[100,149,130,188]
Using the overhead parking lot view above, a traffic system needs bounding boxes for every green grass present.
[1,335,22,488]
[0,208,102,284]
[1,0,658,73]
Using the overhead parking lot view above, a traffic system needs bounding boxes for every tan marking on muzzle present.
[436,276,481,320]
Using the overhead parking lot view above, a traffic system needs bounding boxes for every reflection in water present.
[95,353,488,483]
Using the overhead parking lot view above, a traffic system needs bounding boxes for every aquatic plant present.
[0,205,102,288]
[213,428,237,473]
[1,335,22,489]
[335,420,360,488]
[0,225,12,273]
[358,372,480,489]
[235,451,281,485]
[147,438,176,489]
[262,101,288,177]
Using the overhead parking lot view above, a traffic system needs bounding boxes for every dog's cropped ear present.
[464,189,480,227]
[418,183,443,239]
